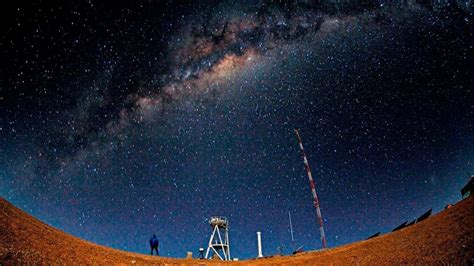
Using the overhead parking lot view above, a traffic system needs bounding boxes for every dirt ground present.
[1,196,473,265]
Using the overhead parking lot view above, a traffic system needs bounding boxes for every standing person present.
[149,234,159,255]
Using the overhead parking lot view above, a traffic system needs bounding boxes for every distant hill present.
[1,196,473,264]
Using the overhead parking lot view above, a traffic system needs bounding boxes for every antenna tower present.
[294,128,328,249]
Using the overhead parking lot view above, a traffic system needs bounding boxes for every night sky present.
[1,0,473,259]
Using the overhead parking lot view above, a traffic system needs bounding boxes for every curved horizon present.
[1,0,473,259]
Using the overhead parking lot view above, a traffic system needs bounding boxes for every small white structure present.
[257,231,263,258]
[205,216,231,260]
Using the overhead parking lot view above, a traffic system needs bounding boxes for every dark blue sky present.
[1,0,473,259]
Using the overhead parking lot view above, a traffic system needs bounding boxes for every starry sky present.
[1,0,473,259]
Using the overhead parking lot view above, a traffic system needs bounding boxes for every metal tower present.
[294,128,328,249]
[205,216,231,260]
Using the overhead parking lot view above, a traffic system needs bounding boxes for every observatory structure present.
[205,216,231,260]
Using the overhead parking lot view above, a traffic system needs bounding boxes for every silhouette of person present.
[149,234,159,255]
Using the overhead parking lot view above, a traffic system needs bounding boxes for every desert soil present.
[1,196,473,265]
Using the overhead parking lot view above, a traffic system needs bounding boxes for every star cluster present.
[1,0,473,259]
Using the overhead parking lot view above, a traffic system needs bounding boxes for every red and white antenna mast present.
[294,128,328,249]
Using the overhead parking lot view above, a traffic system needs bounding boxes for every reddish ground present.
[1,196,473,265]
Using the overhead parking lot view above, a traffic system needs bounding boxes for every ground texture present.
[1,196,473,265]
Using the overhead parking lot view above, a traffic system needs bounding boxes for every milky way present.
[1,0,473,259]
